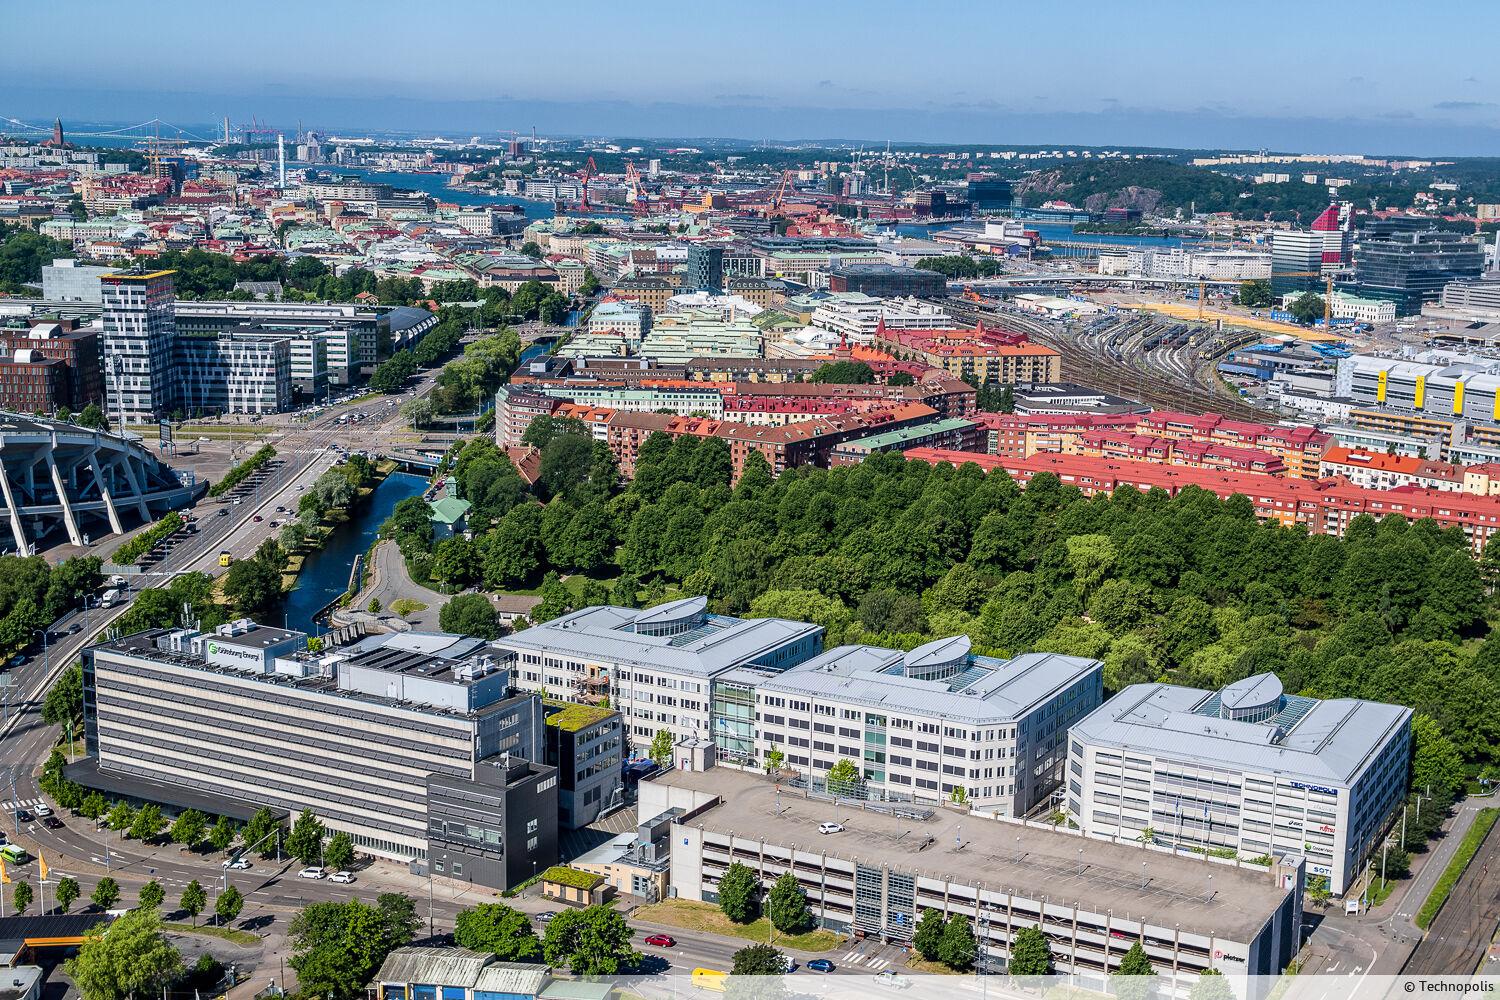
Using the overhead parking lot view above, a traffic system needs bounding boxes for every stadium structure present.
[0,412,202,555]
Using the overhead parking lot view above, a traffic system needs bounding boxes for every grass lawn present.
[502,569,623,599]
[632,899,841,952]
[162,922,261,946]
[391,598,428,616]
[903,956,963,975]
[1416,807,1500,929]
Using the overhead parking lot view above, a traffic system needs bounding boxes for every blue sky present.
[7,0,1500,153]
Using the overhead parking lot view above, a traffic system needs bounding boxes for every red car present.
[644,934,675,948]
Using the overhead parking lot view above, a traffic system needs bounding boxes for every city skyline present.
[7,0,1500,154]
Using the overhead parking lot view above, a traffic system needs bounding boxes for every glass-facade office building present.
[1347,232,1484,316]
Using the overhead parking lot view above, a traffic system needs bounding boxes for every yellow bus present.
[691,969,727,992]
[218,551,233,567]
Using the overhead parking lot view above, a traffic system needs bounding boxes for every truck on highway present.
[100,589,121,608]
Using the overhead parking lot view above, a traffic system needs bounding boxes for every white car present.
[328,871,355,883]
[297,867,326,880]
[34,804,51,818]
[818,822,844,835]
[223,857,252,870]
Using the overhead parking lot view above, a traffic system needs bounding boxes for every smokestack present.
[277,134,286,188]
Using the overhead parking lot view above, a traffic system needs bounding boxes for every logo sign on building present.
[204,641,265,669]
[1290,781,1338,796]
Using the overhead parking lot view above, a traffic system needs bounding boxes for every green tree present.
[888,371,916,386]
[91,877,121,911]
[454,903,542,961]
[717,862,760,924]
[208,815,237,853]
[138,880,164,911]
[938,915,976,971]
[223,557,283,618]
[80,792,106,821]
[56,876,80,913]
[1411,714,1465,798]
[286,808,327,866]
[65,906,183,1000]
[1114,941,1156,1000]
[325,830,356,872]
[170,809,208,850]
[1189,969,1234,1000]
[826,758,861,796]
[1386,846,1412,879]
[215,885,244,926]
[179,881,206,926]
[731,942,788,975]
[913,908,946,962]
[77,403,110,431]
[439,594,503,639]
[1008,925,1052,977]
[767,872,811,933]
[286,896,419,1000]
[809,361,876,384]
[1235,279,1274,308]
[241,806,281,856]
[105,802,135,833]
[129,803,165,842]
[42,662,83,726]
[540,905,638,975]
[12,880,31,915]
[649,729,674,768]
[1288,292,1325,325]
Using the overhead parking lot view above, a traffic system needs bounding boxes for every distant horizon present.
[8,101,1500,163]
[7,0,1500,158]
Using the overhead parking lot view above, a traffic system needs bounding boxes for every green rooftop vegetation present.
[541,865,604,890]
[544,700,614,732]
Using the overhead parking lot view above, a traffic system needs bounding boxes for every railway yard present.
[948,299,1278,420]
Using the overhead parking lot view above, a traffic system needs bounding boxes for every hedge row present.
[111,511,184,565]
[208,445,277,498]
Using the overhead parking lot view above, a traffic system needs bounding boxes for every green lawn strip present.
[162,921,261,946]
[632,899,840,952]
[1416,807,1500,929]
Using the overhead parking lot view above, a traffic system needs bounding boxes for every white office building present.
[495,597,824,753]
[746,636,1102,817]
[41,258,115,303]
[809,294,957,341]
[1067,673,1411,896]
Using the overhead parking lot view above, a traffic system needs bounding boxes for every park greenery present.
[0,222,73,293]
[109,512,183,565]
[440,593,504,639]
[209,445,277,497]
[540,904,639,975]
[368,291,542,403]
[1235,279,1275,309]
[65,907,183,1000]
[916,255,1006,279]
[455,903,542,961]
[912,908,977,971]
[399,434,1500,793]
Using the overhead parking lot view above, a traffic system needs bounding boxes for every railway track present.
[947,301,1276,421]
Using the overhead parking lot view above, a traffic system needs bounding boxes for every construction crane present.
[768,169,793,215]
[623,159,646,212]
[576,156,599,211]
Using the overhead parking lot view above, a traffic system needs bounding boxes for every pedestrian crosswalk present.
[2,798,44,814]
[841,950,894,970]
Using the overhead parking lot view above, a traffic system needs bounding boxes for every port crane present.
[624,159,647,213]
[577,156,599,211]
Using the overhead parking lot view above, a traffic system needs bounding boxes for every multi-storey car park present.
[743,636,1102,816]
[644,767,1304,996]
[1066,673,1411,897]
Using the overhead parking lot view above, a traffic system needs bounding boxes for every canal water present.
[280,471,428,633]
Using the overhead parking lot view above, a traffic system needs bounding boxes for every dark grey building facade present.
[1346,231,1484,316]
[686,245,724,293]
[427,756,559,890]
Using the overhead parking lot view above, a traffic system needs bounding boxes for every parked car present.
[875,972,911,989]
[223,857,252,870]
[328,871,355,884]
[41,817,63,830]
[536,912,558,924]
[818,822,843,835]
[644,934,675,948]
[297,867,325,880]
[806,959,836,974]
